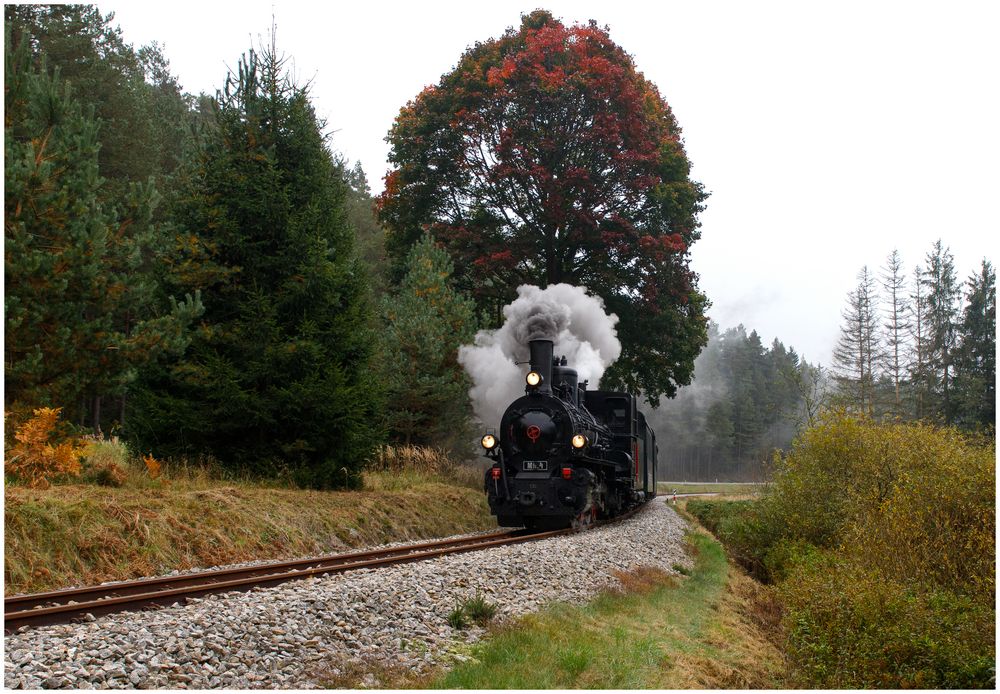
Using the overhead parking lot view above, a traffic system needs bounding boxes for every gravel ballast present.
[4,498,691,689]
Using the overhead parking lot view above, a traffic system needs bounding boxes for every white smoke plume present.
[458,284,621,427]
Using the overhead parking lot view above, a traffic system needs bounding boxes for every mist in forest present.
[645,323,816,482]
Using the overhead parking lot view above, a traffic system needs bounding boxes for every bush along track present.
[687,412,995,689]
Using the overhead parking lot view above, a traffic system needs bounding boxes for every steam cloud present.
[458,284,621,427]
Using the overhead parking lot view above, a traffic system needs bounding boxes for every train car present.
[480,338,657,529]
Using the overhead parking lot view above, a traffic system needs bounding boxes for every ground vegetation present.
[688,412,995,688]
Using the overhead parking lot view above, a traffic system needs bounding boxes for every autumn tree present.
[379,234,478,449]
[378,10,708,403]
[129,48,380,488]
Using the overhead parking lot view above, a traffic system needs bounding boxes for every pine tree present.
[379,234,478,448]
[952,260,995,429]
[130,47,379,488]
[5,6,202,431]
[4,5,185,196]
[5,29,112,415]
[4,25,201,424]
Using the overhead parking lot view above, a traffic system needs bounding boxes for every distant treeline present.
[649,323,821,482]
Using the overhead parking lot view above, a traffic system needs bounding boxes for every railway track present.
[4,527,564,633]
[5,504,647,634]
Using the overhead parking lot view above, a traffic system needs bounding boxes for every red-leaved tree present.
[378,10,708,402]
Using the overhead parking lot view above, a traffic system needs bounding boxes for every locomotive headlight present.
[526,371,542,387]
[481,434,497,449]
[571,434,587,449]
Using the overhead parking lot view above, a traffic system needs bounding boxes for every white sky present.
[99,0,998,367]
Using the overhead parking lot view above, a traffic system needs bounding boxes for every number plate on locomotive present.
[522,460,548,471]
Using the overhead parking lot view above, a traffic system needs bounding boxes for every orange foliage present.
[5,407,83,488]
[143,453,162,479]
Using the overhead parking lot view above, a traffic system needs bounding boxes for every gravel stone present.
[4,498,689,688]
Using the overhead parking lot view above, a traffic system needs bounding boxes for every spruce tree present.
[379,234,478,449]
[952,260,995,429]
[130,48,379,488]
[909,264,931,419]
[833,266,881,415]
[342,161,389,298]
[919,240,962,422]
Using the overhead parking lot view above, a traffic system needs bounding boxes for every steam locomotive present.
[480,338,657,529]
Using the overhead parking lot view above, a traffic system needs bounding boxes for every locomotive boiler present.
[480,338,657,529]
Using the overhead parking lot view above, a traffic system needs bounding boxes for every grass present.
[658,482,764,495]
[425,529,786,689]
[5,458,494,595]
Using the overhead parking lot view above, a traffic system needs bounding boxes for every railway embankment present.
[4,469,494,597]
[4,498,691,689]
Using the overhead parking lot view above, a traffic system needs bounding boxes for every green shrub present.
[462,593,498,625]
[447,607,468,630]
[769,412,995,598]
[781,553,995,688]
[771,413,996,687]
[692,413,995,688]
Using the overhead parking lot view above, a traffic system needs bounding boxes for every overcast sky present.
[99,0,998,367]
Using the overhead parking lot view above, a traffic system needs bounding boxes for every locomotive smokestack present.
[528,339,554,394]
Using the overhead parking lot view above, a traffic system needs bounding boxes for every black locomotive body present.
[481,339,657,529]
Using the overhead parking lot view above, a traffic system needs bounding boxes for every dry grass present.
[5,441,496,594]
[364,445,484,490]
[4,475,495,595]
[611,566,680,594]
[665,567,788,689]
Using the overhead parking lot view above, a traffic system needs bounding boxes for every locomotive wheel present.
[572,484,598,531]
[525,517,571,531]
[571,505,597,531]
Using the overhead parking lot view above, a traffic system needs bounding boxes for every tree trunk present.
[92,395,102,437]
